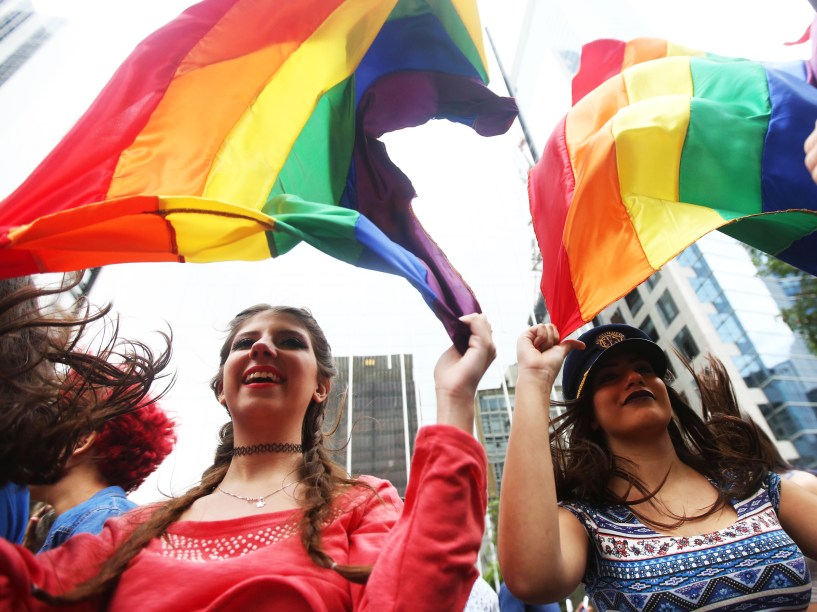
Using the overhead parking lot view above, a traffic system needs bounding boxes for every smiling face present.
[589,350,672,444]
[218,310,329,428]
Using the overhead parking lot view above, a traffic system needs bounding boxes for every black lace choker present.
[231,442,303,456]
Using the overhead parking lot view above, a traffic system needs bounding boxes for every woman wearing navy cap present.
[498,322,817,611]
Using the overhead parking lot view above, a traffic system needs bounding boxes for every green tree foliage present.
[750,249,817,354]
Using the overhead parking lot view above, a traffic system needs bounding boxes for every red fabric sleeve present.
[357,424,488,611]
[0,428,487,610]
[0,509,143,609]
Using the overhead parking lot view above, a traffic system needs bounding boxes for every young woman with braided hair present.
[1,304,494,610]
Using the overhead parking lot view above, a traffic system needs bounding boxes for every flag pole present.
[485,28,539,163]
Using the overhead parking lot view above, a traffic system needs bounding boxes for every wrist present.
[435,405,475,431]
[435,386,477,405]
[435,389,476,432]
[516,368,557,389]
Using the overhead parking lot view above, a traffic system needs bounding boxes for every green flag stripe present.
[679,58,770,217]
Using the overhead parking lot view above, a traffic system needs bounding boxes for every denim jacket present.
[39,485,136,552]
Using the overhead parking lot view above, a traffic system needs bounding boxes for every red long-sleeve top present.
[0,425,486,610]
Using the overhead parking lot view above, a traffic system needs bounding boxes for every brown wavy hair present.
[39,305,372,605]
[551,351,767,530]
[0,273,172,486]
[698,356,793,473]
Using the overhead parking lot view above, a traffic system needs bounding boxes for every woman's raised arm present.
[433,313,496,432]
[358,314,495,610]
[498,324,588,603]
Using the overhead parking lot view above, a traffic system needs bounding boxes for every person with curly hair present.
[499,323,817,611]
[1,305,495,610]
[0,273,170,545]
[0,273,171,488]
[29,394,176,552]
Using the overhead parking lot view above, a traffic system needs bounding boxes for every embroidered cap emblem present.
[595,330,626,349]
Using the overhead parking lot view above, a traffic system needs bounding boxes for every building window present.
[625,289,643,316]
[665,360,677,382]
[712,313,745,344]
[0,26,54,87]
[0,11,32,45]
[656,290,679,326]
[644,272,661,291]
[674,326,699,360]
[610,308,625,324]
[676,246,698,268]
[556,48,580,76]
[640,316,659,342]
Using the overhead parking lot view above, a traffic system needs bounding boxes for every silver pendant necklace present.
[217,479,300,508]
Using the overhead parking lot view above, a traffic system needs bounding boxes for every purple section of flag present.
[350,70,517,351]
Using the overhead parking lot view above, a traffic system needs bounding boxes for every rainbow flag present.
[530,38,817,337]
[571,38,723,104]
[0,0,517,349]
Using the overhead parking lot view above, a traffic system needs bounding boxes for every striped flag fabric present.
[0,0,517,349]
[530,38,817,336]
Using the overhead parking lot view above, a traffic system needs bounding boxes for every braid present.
[300,434,339,568]
[298,400,374,584]
[34,426,235,604]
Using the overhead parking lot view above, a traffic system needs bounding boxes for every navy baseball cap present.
[562,324,667,400]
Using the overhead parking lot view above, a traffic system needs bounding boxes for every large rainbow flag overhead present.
[0,0,517,349]
[530,37,817,337]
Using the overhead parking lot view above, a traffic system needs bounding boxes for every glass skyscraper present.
[326,354,419,496]
[677,236,817,467]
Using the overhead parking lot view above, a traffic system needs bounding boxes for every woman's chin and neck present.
[226,417,306,481]
[606,428,682,492]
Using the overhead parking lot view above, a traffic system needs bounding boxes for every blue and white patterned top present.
[562,473,811,611]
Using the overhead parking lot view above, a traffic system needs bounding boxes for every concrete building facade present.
[327,354,419,497]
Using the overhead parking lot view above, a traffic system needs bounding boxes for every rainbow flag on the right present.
[530,37,817,337]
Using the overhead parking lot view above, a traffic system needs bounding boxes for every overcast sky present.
[2,0,812,501]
